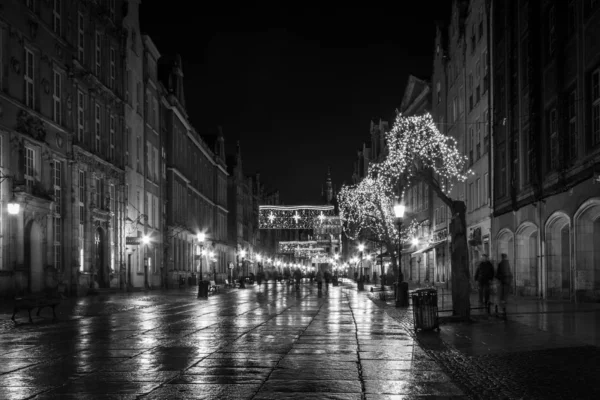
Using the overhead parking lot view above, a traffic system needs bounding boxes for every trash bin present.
[332,276,339,286]
[197,280,210,298]
[396,281,409,307]
[411,288,440,332]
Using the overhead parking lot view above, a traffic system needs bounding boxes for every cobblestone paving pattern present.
[372,289,600,400]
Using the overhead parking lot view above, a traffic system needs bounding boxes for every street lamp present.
[394,200,406,307]
[357,244,365,290]
[197,232,206,298]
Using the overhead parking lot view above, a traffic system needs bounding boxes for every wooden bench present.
[12,290,62,323]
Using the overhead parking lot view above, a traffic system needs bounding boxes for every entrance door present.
[127,253,132,287]
[27,222,43,292]
[95,228,105,288]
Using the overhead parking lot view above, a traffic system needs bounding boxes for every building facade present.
[0,0,129,296]
[491,0,600,302]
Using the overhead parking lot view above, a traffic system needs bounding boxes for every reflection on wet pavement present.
[0,282,463,399]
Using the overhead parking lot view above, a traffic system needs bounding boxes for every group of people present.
[474,253,513,307]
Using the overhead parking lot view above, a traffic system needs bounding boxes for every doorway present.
[25,221,43,292]
[95,227,106,288]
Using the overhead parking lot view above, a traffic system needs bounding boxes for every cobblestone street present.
[1,281,465,399]
[369,284,600,400]
[1,281,600,399]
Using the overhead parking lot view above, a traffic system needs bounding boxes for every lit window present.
[24,146,36,191]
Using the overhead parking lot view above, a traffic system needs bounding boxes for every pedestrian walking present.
[496,253,513,306]
[316,270,323,291]
[474,254,494,306]
[293,268,302,290]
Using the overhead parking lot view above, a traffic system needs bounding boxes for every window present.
[153,98,159,129]
[592,69,600,145]
[77,90,84,142]
[136,82,142,113]
[434,208,439,226]
[549,108,559,170]
[125,126,130,166]
[54,217,61,269]
[95,31,101,76]
[109,48,115,89]
[125,69,131,102]
[482,49,489,93]
[94,103,101,153]
[484,173,489,204]
[53,160,62,269]
[24,48,35,108]
[79,170,85,223]
[423,185,429,210]
[154,147,159,181]
[459,86,464,115]
[468,127,474,165]
[154,194,159,229]
[437,82,441,104]
[476,178,481,209]
[483,109,489,150]
[53,161,62,214]
[109,114,115,160]
[146,141,152,180]
[476,118,481,160]
[26,0,36,11]
[78,12,84,61]
[136,135,141,172]
[568,90,577,160]
[53,0,61,35]
[53,70,61,124]
[25,146,35,191]
[145,192,150,224]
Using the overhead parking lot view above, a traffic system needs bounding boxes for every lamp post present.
[357,244,365,291]
[394,201,407,307]
[197,232,206,298]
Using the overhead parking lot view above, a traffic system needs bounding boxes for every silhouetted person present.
[474,254,494,306]
[496,253,513,307]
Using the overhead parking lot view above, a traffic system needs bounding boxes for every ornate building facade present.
[0,0,128,296]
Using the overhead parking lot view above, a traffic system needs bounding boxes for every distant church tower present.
[321,166,334,205]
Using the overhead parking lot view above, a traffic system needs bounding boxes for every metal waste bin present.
[197,281,210,298]
[411,288,440,332]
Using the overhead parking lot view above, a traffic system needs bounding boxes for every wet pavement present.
[1,281,599,399]
[0,281,465,399]
[367,283,600,400]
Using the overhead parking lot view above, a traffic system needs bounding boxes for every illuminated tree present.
[379,112,473,319]
[338,173,417,283]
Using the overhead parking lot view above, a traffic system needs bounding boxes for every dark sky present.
[140,3,450,204]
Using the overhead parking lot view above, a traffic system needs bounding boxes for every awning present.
[411,239,448,257]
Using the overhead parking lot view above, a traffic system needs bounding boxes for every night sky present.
[140,3,451,204]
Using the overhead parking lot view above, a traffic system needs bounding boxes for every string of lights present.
[259,205,336,229]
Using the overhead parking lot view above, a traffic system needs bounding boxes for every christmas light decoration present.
[259,205,336,229]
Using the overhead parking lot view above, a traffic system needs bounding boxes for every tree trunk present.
[450,200,470,320]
